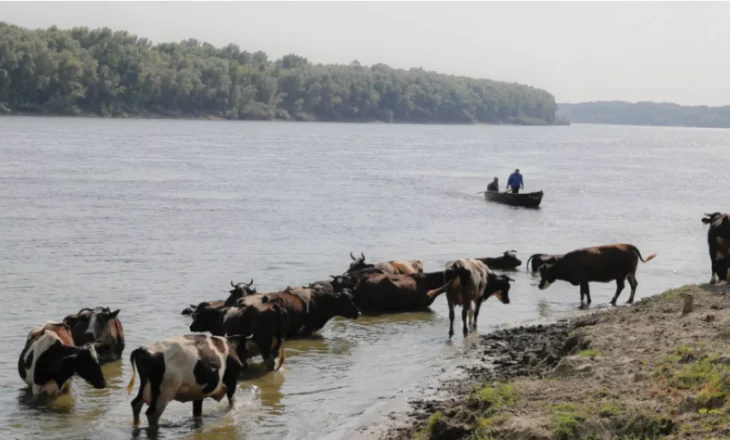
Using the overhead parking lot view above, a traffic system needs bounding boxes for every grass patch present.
[413,411,442,440]
[475,383,519,413]
[599,402,624,417]
[576,349,601,358]
[657,347,730,411]
[550,403,586,440]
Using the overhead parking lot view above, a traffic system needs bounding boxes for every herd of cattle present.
[16,212,730,428]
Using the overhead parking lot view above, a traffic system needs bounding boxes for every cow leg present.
[610,278,625,306]
[461,306,469,337]
[448,302,455,338]
[146,386,174,427]
[627,273,638,303]
[131,378,147,426]
[473,298,484,330]
[467,304,474,329]
[580,282,591,306]
[192,400,203,418]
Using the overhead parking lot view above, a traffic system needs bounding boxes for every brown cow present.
[427,260,513,337]
[351,271,452,313]
[346,252,423,275]
[538,244,656,306]
[702,213,730,284]
[63,307,125,364]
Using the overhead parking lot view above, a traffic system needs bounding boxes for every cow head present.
[328,275,349,292]
[189,302,223,333]
[66,344,106,389]
[329,289,361,319]
[347,251,374,273]
[228,280,256,304]
[500,250,522,269]
[485,273,514,304]
[64,307,119,344]
[538,264,557,290]
[703,212,724,225]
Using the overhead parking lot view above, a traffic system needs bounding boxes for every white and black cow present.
[126,334,249,426]
[18,322,107,397]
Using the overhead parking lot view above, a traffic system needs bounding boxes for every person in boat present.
[486,177,499,192]
[506,169,524,194]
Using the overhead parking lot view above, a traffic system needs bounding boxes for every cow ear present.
[226,335,244,348]
[109,309,120,319]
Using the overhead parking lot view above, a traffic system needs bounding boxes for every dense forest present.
[558,101,730,129]
[0,23,558,125]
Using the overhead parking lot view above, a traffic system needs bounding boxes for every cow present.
[19,322,106,397]
[427,260,513,337]
[189,301,287,371]
[351,271,453,313]
[181,280,257,315]
[62,307,125,364]
[125,334,248,426]
[346,252,424,275]
[477,250,522,271]
[538,244,656,306]
[702,213,730,284]
[526,253,564,273]
[236,288,361,337]
[307,275,349,294]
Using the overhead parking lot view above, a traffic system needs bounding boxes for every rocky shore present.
[373,284,730,440]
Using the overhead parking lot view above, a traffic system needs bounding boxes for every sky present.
[1,1,729,106]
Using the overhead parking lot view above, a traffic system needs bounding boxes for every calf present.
[526,253,564,273]
[351,271,451,313]
[63,307,125,363]
[189,301,288,371]
[427,260,513,337]
[18,322,106,397]
[538,244,656,306]
[477,250,522,271]
[181,280,257,315]
[702,213,730,284]
[237,288,360,337]
[347,252,424,275]
[125,334,247,426]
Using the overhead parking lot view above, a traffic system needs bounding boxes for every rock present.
[715,355,730,365]
[703,314,716,322]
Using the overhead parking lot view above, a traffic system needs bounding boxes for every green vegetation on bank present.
[558,101,730,128]
[0,22,558,124]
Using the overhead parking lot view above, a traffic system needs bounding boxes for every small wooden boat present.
[484,190,543,208]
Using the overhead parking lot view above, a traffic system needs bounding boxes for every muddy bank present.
[371,284,730,440]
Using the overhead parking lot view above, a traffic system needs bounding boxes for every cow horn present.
[231,280,236,288]
[350,252,356,261]
[245,278,253,287]
[361,252,365,260]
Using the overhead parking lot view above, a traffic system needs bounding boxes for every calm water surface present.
[0,117,728,439]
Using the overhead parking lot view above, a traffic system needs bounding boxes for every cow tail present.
[630,245,656,263]
[428,277,454,299]
[525,255,535,272]
[125,348,141,395]
[274,305,286,372]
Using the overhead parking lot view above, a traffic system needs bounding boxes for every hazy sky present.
[1,2,729,106]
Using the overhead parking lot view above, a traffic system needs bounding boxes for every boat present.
[484,190,543,208]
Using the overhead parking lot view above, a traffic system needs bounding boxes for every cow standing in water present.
[702,213,730,284]
[126,334,247,426]
[181,280,257,315]
[476,250,522,271]
[63,307,125,364]
[18,322,107,397]
[346,252,424,275]
[526,253,564,273]
[538,244,656,306]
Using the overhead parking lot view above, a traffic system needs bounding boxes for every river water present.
[0,117,727,440]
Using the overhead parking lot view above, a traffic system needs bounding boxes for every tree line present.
[0,23,558,125]
[558,101,730,129]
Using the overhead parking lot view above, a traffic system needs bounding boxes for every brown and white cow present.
[702,213,730,284]
[538,244,656,306]
[63,307,125,364]
[427,260,513,338]
[18,322,107,397]
[126,334,248,426]
[346,252,423,275]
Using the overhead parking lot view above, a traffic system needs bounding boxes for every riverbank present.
[370,284,730,440]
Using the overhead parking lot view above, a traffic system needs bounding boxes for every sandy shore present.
[368,284,730,440]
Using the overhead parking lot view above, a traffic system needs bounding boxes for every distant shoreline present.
[0,111,570,127]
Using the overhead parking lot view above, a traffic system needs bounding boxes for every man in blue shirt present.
[506,169,524,193]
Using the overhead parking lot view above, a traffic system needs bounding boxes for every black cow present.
[181,280,257,315]
[526,253,564,273]
[477,250,522,270]
[702,213,730,284]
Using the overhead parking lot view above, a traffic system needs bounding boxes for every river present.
[0,117,727,439]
